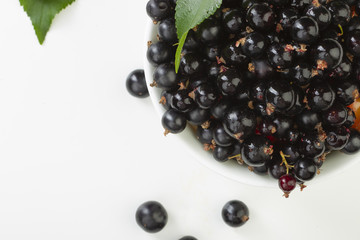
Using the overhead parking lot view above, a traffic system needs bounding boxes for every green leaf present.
[174,0,222,72]
[19,0,76,44]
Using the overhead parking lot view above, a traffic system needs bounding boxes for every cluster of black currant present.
[135,199,249,237]
[144,0,360,197]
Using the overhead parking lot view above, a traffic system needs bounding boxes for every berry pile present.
[145,0,360,197]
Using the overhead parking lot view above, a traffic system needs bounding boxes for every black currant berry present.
[291,16,319,44]
[267,43,295,69]
[341,129,360,154]
[329,57,352,80]
[197,18,223,46]
[222,9,244,34]
[273,115,294,138]
[277,8,299,33]
[288,63,314,86]
[217,69,245,96]
[196,125,214,145]
[159,90,173,110]
[146,0,172,22]
[170,90,196,112]
[203,45,220,62]
[158,18,177,44]
[294,158,317,181]
[246,3,275,31]
[327,0,351,26]
[268,158,288,179]
[213,145,234,162]
[335,80,360,106]
[221,41,249,66]
[222,200,249,227]
[286,85,306,116]
[213,124,235,147]
[135,201,168,233]
[193,83,219,109]
[183,30,201,51]
[313,39,344,71]
[179,236,198,240]
[147,41,173,66]
[344,108,356,128]
[304,1,331,31]
[296,110,321,131]
[325,126,350,151]
[223,107,257,140]
[322,102,348,126]
[253,164,269,175]
[299,132,325,158]
[126,69,149,98]
[241,135,273,167]
[153,63,179,90]
[347,17,360,33]
[305,80,335,111]
[265,80,295,114]
[162,109,187,135]
[240,32,267,59]
[248,58,275,79]
[180,53,204,76]
[211,97,232,120]
[345,30,360,57]
[280,143,301,165]
[186,107,211,126]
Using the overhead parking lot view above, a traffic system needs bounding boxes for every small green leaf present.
[175,31,189,73]
[19,0,76,44]
[174,0,222,72]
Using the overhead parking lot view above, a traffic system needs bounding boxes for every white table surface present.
[0,1,359,239]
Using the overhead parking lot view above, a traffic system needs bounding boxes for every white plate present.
[143,20,360,188]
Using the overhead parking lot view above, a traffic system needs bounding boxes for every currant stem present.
[280,151,294,175]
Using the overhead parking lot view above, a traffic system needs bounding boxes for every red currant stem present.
[280,151,294,175]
